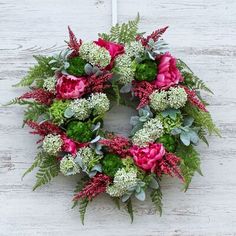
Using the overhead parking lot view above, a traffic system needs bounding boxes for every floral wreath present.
[10,15,219,223]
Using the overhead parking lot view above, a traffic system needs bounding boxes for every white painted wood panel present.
[0,0,236,235]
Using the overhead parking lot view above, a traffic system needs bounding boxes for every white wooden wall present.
[0,0,236,235]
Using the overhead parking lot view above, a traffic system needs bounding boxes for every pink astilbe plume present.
[20,88,54,106]
[26,120,62,143]
[100,134,132,158]
[87,73,112,93]
[136,26,168,47]
[67,26,82,53]
[132,81,155,109]
[181,86,208,112]
[155,152,184,181]
[73,174,111,201]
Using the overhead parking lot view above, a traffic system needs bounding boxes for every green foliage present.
[23,102,47,124]
[112,197,121,210]
[198,128,209,146]
[135,60,157,82]
[183,103,220,136]
[158,134,177,152]
[33,154,60,191]
[150,188,163,216]
[49,100,69,125]
[98,14,140,44]
[126,198,134,223]
[102,153,123,177]
[22,151,59,190]
[14,55,55,87]
[177,59,213,94]
[79,198,89,225]
[66,121,93,142]
[72,178,88,209]
[6,98,34,106]
[176,144,202,191]
[67,56,87,76]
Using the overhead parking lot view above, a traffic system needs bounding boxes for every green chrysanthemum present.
[135,60,157,82]
[49,100,69,125]
[79,42,111,68]
[66,121,93,142]
[89,93,110,116]
[168,87,188,109]
[159,113,183,133]
[69,98,91,120]
[149,90,168,112]
[66,56,87,76]
[158,134,177,152]
[42,134,62,155]
[43,76,57,93]
[106,168,138,197]
[60,155,80,176]
[102,153,123,177]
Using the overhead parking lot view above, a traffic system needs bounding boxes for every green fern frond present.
[183,103,220,136]
[22,152,45,180]
[72,179,88,209]
[177,59,213,94]
[176,144,201,191]
[33,155,59,191]
[79,198,89,225]
[5,98,34,106]
[98,14,140,44]
[13,55,54,87]
[112,197,121,210]
[126,198,134,223]
[198,128,209,146]
[150,188,163,216]
[23,103,47,124]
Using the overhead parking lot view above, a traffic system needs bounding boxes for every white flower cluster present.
[132,117,164,146]
[77,147,100,167]
[60,155,80,176]
[79,42,111,68]
[150,87,188,111]
[69,98,91,120]
[43,76,57,93]
[125,41,144,58]
[89,93,110,116]
[106,168,138,197]
[42,134,62,155]
[115,54,135,85]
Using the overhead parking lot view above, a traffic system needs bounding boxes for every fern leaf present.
[79,198,89,225]
[198,128,209,146]
[150,188,163,216]
[126,198,134,223]
[176,144,201,191]
[99,14,140,44]
[13,55,54,87]
[23,103,47,124]
[72,178,88,209]
[33,155,59,191]
[183,103,220,136]
[5,98,34,106]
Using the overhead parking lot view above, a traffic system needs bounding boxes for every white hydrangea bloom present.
[77,147,99,167]
[60,155,80,176]
[125,41,144,58]
[69,98,91,120]
[43,76,57,93]
[168,87,188,109]
[42,134,62,155]
[89,93,110,115]
[106,168,138,197]
[115,54,135,85]
[79,42,111,68]
[149,90,168,112]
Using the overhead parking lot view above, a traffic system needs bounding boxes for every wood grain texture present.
[0,0,236,235]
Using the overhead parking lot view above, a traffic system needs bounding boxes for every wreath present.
[10,15,219,223]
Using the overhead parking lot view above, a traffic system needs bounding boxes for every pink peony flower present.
[130,143,165,172]
[56,75,87,99]
[94,38,124,59]
[61,135,77,155]
[155,53,183,90]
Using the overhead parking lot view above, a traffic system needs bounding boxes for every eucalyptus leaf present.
[64,107,75,118]
[149,177,159,189]
[184,117,194,127]
[121,193,132,203]
[135,190,146,201]
[180,132,191,146]
[90,135,101,144]
[84,63,93,75]
[120,83,132,93]
[130,116,140,126]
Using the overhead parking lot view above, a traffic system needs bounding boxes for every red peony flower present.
[61,135,77,156]
[130,143,165,172]
[56,75,87,99]
[94,38,124,59]
[155,52,183,90]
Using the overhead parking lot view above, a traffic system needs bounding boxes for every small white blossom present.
[60,155,80,176]
[69,98,91,120]
[43,76,57,93]
[149,90,168,112]
[125,41,144,58]
[42,134,62,155]
[168,87,188,109]
[89,93,110,116]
